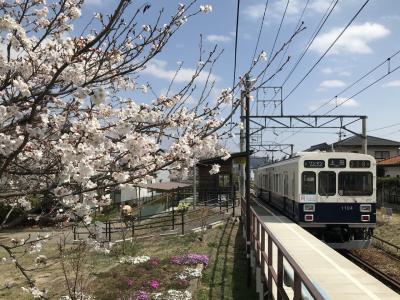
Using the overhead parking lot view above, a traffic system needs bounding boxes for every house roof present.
[143,182,191,191]
[198,151,251,165]
[250,157,268,169]
[304,142,331,152]
[377,155,400,166]
[305,135,400,151]
[333,135,400,147]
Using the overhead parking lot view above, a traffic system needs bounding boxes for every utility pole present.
[362,116,367,154]
[244,74,253,287]
[239,91,246,202]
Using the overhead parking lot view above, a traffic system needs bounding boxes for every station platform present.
[250,200,399,300]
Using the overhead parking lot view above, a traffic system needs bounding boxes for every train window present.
[318,172,336,196]
[302,172,316,195]
[284,174,289,196]
[338,172,373,196]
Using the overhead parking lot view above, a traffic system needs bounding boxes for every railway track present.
[343,250,400,293]
[372,235,400,262]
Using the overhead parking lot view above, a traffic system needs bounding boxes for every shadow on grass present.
[203,220,258,300]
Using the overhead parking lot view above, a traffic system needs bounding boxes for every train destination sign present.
[350,160,371,168]
[304,160,325,168]
[328,158,346,168]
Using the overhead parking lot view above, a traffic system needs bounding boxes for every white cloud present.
[309,0,333,13]
[335,97,359,107]
[310,22,390,55]
[318,79,346,90]
[321,67,334,74]
[321,67,351,76]
[142,59,220,84]
[243,4,265,19]
[206,34,232,43]
[244,0,336,22]
[382,80,400,87]
[338,71,351,77]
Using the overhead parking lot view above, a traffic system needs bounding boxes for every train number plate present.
[299,194,317,203]
[304,160,325,168]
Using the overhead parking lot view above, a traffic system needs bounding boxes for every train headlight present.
[360,204,371,213]
[303,204,315,212]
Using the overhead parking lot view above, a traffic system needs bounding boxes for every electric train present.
[254,152,376,249]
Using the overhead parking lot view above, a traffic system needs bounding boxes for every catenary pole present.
[245,74,252,286]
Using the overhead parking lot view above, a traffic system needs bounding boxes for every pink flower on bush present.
[147,257,160,266]
[126,277,134,287]
[170,253,209,268]
[149,279,159,289]
[135,290,150,300]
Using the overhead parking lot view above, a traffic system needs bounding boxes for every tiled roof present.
[377,155,400,166]
[333,135,400,147]
[305,135,400,151]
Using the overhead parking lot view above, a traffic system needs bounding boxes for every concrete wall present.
[383,166,400,178]
[118,170,170,203]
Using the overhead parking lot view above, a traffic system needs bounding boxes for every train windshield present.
[318,172,336,196]
[338,172,373,196]
[302,172,316,194]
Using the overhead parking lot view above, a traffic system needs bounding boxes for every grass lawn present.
[0,219,257,299]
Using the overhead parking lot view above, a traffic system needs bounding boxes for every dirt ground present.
[375,208,400,246]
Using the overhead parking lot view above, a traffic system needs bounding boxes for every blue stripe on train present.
[258,189,376,224]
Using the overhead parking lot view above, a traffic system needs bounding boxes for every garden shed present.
[196,152,247,201]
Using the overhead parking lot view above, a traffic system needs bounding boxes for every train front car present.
[298,153,376,249]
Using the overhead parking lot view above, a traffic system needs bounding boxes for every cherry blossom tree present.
[0,0,304,296]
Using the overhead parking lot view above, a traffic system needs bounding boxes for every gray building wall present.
[332,145,400,161]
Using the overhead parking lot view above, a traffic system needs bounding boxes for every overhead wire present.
[368,122,400,133]
[323,63,400,114]
[259,0,337,143]
[282,0,370,102]
[275,60,400,145]
[228,0,241,135]
[269,0,372,148]
[310,49,400,114]
[279,0,338,88]
[250,0,270,66]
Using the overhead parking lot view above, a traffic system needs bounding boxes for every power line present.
[369,122,400,133]
[310,49,400,114]
[258,0,337,118]
[283,0,370,102]
[269,0,290,63]
[272,0,311,78]
[250,0,269,66]
[232,0,241,90]
[275,60,400,144]
[324,63,400,114]
[261,0,312,121]
[230,0,241,132]
[279,0,338,88]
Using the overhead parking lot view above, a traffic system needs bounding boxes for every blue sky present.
[81,0,400,156]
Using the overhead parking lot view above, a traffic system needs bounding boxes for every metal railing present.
[73,195,235,241]
[242,197,323,300]
[372,235,400,254]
